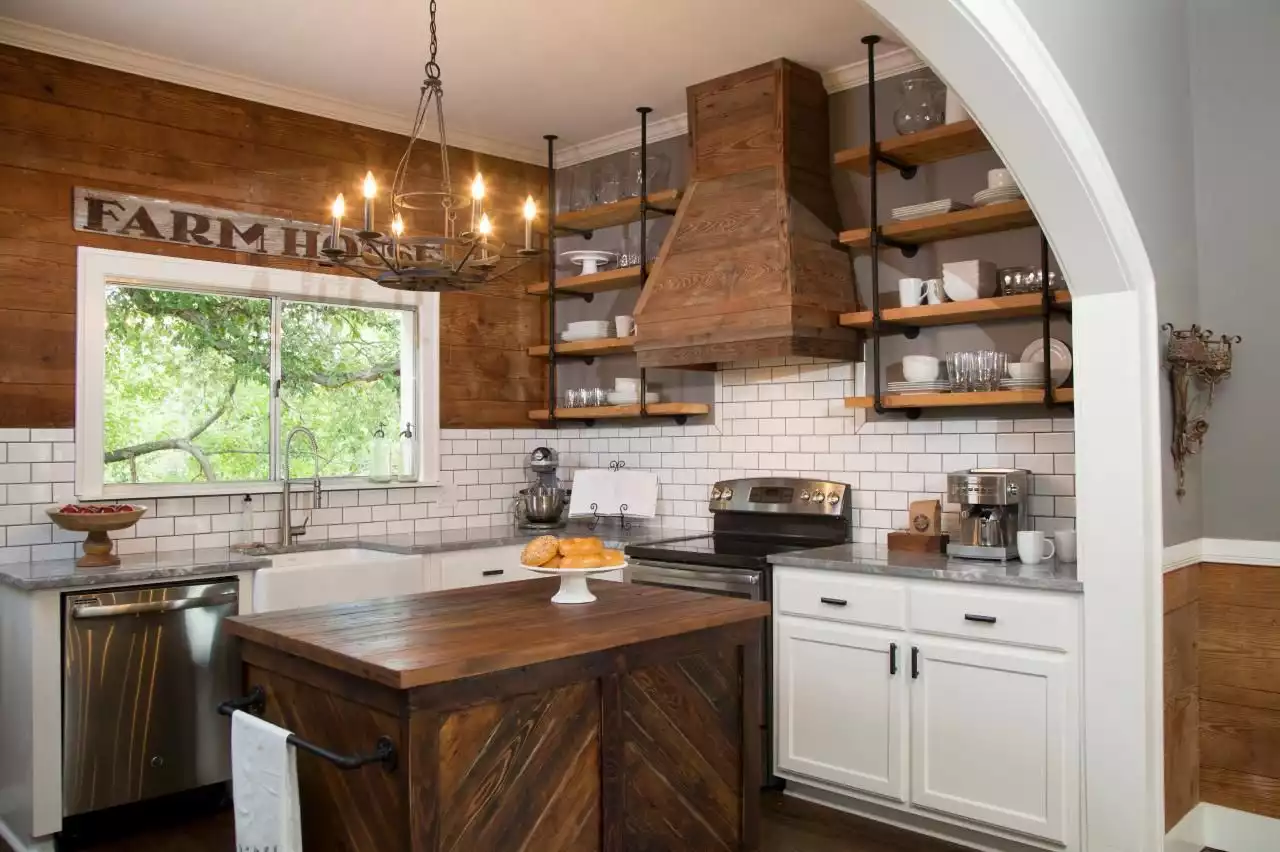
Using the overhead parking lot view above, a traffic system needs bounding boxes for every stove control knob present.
[722,488,733,500]
[827,492,840,506]
[711,488,723,500]
[800,491,811,503]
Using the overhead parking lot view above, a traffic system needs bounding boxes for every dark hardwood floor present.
[3,792,968,852]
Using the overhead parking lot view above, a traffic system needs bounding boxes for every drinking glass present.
[598,164,621,205]
[622,150,642,199]
[893,77,945,135]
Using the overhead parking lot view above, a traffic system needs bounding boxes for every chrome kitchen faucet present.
[281,426,322,546]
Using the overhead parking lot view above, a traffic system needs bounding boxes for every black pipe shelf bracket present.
[545,134,560,429]
[1039,229,1056,409]
[218,686,398,773]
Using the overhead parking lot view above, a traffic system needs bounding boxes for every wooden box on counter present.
[887,531,950,554]
[225,580,768,852]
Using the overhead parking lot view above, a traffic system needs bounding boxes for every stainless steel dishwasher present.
[62,578,239,816]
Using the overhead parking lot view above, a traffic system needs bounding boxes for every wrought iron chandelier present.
[321,0,538,291]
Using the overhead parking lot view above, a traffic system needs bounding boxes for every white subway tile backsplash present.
[0,367,1076,561]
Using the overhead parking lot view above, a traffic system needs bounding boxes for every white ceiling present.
[0,0,915,163]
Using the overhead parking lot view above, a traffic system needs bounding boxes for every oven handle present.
[627,561,760,587]
[71,590,238,619]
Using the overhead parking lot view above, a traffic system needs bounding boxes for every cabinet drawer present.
[439,545,538,590]
[776,569,906,630]
[908,585,1077,651]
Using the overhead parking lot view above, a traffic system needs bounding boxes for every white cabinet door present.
[909,638,1070,843]
[776,618,906,802]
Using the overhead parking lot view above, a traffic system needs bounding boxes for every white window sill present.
[81,477,442,501]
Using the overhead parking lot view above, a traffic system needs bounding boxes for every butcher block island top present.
[226,579,769,852]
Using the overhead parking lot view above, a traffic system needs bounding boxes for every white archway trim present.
[858,1,1165,851]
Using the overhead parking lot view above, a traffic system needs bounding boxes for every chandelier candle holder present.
[319,0,541,291]
[1161,323,1242,498]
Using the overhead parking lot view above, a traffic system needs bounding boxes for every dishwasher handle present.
[71,590,238,619]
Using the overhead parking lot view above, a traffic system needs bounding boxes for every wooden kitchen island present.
[224,578,769,852]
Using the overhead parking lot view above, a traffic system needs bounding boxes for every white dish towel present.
[232,710,303,852]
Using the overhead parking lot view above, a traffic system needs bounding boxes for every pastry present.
[559,536,604,557]
[521,535,560,566]
[542,555,562,569]
[601,548,625,567]
[561,554,605,570]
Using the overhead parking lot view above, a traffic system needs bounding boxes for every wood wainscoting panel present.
[1164,564,1200,830]
[1197,561,1280,820]
[0,44,546,427]
[437,681,601,852]
[622,648,744,851]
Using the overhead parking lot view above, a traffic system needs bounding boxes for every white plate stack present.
[561,320,610,342]
[891,199,971,221]
[606,377,659,406]
[973,185,1024,207]
[886,380,951,395]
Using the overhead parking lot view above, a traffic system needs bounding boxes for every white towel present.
[232,710,303,852]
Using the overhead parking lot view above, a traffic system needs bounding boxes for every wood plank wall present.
[1199,562,1280,817]
[1164,563,1199,829]
[0,45,546,428]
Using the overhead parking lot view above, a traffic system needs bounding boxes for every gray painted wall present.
[1190,0,1279,541]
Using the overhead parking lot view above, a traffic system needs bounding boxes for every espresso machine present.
[946,468,1031,561]
[514,447,569,530]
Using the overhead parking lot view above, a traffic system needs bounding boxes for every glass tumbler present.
[893,77,945,136]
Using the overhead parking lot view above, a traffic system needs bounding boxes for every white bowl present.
[902,355,941,383]
[614,378,641,392]
[607,391,659,406]
[988,168,1016,189]
[1008,361,1069,381]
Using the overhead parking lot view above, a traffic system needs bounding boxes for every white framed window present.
[76,247,440,499]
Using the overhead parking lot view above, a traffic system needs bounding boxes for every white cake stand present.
[521,562,625,604]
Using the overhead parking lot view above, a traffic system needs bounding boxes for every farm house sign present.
[72,188,428,266]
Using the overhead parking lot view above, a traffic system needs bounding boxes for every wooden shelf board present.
[528,337,635,358]
[844,388,1074,409]
[839,291,1071,330]
[834,121,992,175]
[526,265,647,296]
[528,402,711,421]
[551,189,682,234]
[839,200,1036,250]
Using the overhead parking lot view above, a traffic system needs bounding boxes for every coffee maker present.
[946,468,1031,561]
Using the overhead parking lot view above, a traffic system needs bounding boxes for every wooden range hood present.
[634,59,861,368]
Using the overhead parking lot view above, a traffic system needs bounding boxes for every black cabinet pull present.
[889,642,898,676]
[819,596,848,607]
[482,569,504,577]
[911,646,920,679]
[964,613,997,624]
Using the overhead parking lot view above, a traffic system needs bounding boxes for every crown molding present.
[822,45,927,94]
[554,113,690,168]
[554,46,926,167]
[0,16,546,165]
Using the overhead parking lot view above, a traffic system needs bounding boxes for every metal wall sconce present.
[1161,324,1241,498]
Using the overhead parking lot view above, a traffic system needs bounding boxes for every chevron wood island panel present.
[227,579,768,851]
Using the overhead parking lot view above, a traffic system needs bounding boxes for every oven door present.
[625,560,764,600]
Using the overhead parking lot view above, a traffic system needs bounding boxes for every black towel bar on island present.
[218,685,398,772]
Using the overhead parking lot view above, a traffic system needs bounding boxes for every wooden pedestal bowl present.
[46,506,147,568]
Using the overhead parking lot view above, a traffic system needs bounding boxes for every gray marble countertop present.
[0,522,679,592]
[769,543,1081,592]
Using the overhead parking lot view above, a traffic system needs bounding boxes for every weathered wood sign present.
[72,188,434,266]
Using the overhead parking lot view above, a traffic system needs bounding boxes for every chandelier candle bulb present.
[523,195,536,251]
[362,171,377,233]
[470,173,485,234]
[478,212,492,259]
[330,193,345,247]
[391,212,404,259]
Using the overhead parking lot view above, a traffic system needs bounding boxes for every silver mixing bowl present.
[518,488,567,523]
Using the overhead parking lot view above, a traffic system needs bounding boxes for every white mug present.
[899,277,926,307]
[924,278,946,305]
[1016,530,1056,565]
[1054,530,1077,562]
[615,315,634,337]
[988,168,1015,189]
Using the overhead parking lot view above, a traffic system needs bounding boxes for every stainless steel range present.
[624,477,852,787]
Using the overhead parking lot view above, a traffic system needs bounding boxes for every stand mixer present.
[514,447,569,530]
